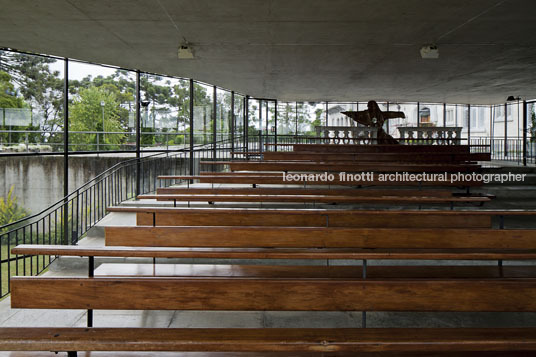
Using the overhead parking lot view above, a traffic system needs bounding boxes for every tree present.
[0,50,64,141]
[69,86,125,151]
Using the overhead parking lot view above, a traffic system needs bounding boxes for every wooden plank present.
[104,226,535,249]
[105,207,495,228]
[156,187,454,198]
[12,245,536,260]
[150,211,492,228]
[291,144,472,153]
[156,175,484,187]
[95,264,536,279]
[12,277,536,311]
[138,194,489,204]
[1,327,536,353]
[262,152,491,163]
[224,161,480,173]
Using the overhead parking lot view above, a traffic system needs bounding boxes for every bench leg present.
[67,352,77,357]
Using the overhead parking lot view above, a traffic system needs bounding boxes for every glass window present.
[140,74,189,150]
[0,50,64,153]
[193,82,213,145]
[68,60,135,152]
[277,102,296,135]
[216,88,232,143]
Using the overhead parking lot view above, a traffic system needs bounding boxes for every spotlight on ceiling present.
[506,96,521,101]
[420,44,439,59]
[178,45,195,59]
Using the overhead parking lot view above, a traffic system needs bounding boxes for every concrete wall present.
[0,155,131,214]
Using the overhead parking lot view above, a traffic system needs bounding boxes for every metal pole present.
[295,102,298,136]
[189,79,194,175]
[213,86,217,160]
[443,103,446,127]
[274,99,278,151]
[135,71,141,197]
[63,58,69,245]
[467,104,471,146]
[325,102,329,126]
[523,100,527,166]
[504,103,508,158]
[245,95,249,152]
[416,102,420,127]
[231,91,235,154]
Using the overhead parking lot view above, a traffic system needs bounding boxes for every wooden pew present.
[2,327,536,354]
[156,187,455,197]
[290,144,473,153]
[104,226,536,249]
[202,161,481,173]
[262,151,491,163]
[137,193,491,206]
[107,207,498,228]
[157,174,484,187]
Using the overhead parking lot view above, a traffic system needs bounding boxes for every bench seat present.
[94,263,536,279]
[1,327,535,353]
[11,244,536,260]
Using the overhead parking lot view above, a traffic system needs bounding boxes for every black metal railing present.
[0,136,244,298]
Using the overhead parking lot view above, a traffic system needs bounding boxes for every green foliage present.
[0,186,29,234]
[531,112,536,142]
[141,127,155,146]
[69,86,126,151]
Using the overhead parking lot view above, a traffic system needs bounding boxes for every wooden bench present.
[137,193,491,207]
[107,207,506,228]
[104,225,536,249]
[7,207,536,355]
[158,174,484,187]
[156,187,455,197]
[202,161,482,173]
[2,327,536,354]
[262,151,491,163]
[290,144,474,153]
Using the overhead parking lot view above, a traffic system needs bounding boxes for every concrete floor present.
[2,178,536,356]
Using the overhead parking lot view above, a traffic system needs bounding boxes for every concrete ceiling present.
[1,0,536,104]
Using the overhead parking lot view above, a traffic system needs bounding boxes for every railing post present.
[135,70,141,198]
[231,91,235,155]
[523,100,527,166]
[274,99,278,152]
[189,79,194,176]
[504,102,508,158]
[213,85,217,160]
[63,57,69,245]
[245,95,249,153]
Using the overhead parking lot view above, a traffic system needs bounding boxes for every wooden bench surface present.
[262,151,491,163]
[95,263,536,279]
[157,175,484,186]
[12,276,536,311]
[291,144,472,153]
[11,245,536,260]
[156,187,455,198]
[137,193,491,205]
[204,161,481,173]
[108,206,536,228]
[1,327,535,353]
[104,226,535,249]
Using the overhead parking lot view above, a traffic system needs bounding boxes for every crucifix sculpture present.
[342,100,405,144]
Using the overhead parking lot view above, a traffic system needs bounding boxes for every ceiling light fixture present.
[506,96,521,101]
[420,44,439,59]
[178,44,194,59]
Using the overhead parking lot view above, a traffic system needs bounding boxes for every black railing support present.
[523,100,528,166]
[189,79,194,176]
[135,70,141,198]
[63,58,69,245]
